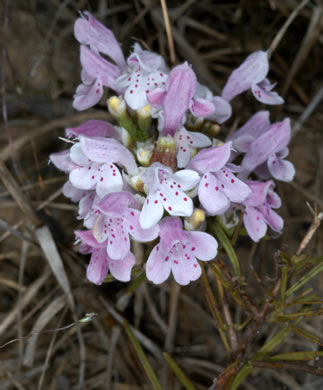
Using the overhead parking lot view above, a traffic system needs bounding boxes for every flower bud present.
[150,136,177,171]
[136,139,154,167]
[184,209,206,231]
[136,104,152,136]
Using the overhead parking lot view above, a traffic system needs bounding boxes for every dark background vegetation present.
[0,0,322,389]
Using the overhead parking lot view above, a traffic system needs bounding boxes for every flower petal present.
[159,217,187,252]
[86,248,109,285]
[139,192,164,229]
[215,168,251,203]
[267,155,295,182]
[173,169,200,190]
[244,180,273,207]
[171,254,201,286]
[69,165,98,191]
[146,244,171,284]
[95,163,123,198]
[231,111,270,142]
[49,150,78,173]
[208,96,232,124]
[129,43,166,73]
[198,172,230,215]
[63,180,87,202]
[241,118,291,173]
[163,63,197,136]
[80,46,121,88]
[251,81,284,105]
[125,209,159,242]
[97,191,139,215]
[107,219,131,260]
[73,78,103,111]
[75,229,103,248]
[75,12,126,69]
[70,143,90,166]
[66,120,120,139]
[243,206,267,242]
[190,97,215,117]
[80,136,138,175]
[147,87,167,107]
[188,142,231,175]
[109,252,136,282]
[258,205,283,233]
[222,51,269,101]
[188,231,218,260]
[187,130,212,148]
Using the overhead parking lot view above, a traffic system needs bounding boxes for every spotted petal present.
[189,231,218,260]
[267,155,295,182]
[198,172,230,215]
[73,78,103,111]
[139,192,164,230]
[243,206,267,242]
[215,168,251,203]
[124,209,159,242]
[222,51,269,101]
[95,163,123,198]
[251,79,284,105]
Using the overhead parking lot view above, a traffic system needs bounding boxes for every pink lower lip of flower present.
[145,217,218,285]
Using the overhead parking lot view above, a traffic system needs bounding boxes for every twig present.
[296,203,323,256]
[232,279,282,360]
[293,85,323,136]
[281,5,322,96]
[160,0,176,65]
[267,0,310,58]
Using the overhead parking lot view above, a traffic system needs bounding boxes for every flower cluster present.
[50,12,295,286]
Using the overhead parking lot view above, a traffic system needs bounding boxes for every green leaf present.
[290,325,322,345]
[286,258,323,297]
[229,362,253,390]
[269,351,323,361]
[163,353,196,390]
[210,218,240,277]
[254,326,290,360]
[123,320,162,390]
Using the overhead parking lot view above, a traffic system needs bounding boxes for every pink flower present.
[243,181,283,242]
[76,230,135,285]
[240,118,295,182]
[148,63,215,136]
[139,163,200,229]
[146,217,218,285]
[187,142,251,215]
[175,127,211,168]
[222,51,284,105]
[68,136,138,198]
[92,192,159,260]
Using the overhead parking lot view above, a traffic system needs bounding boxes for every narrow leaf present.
[210,219,240,277]
[123,320,162,390]
[269,351,323,361]
[163,352,196,390]
[230,362,253,390]
[286,259,323,297]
